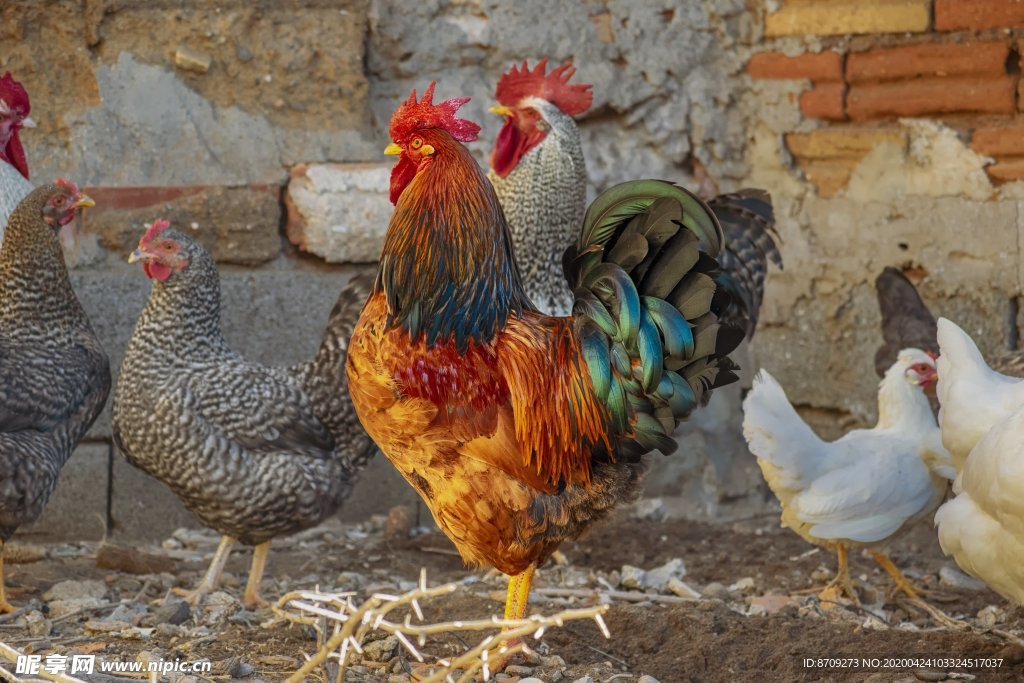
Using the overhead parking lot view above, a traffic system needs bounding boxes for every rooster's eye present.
[411,138,423,150]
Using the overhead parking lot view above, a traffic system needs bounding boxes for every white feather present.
[0,159,33,242]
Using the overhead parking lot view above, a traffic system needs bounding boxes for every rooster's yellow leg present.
[241,541,271,609]
[872,552,966,629]
[0,540,17,614]
[819,543,859,606]
[174,535,235,605]
[503,564,535,620]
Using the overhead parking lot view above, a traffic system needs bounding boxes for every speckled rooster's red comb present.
[0,72,30,117]
[140,218,171,247]
[495,58,593,116]
[389,81,480,143]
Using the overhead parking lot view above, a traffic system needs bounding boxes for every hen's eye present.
[161,242,174,251]
[53,196,65,206]
[411,138,423,149]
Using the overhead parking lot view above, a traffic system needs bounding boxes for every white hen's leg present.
[873,552,967,629]
[819,543,860,605]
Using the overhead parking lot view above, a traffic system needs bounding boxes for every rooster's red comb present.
[141,219,172,247]
[389,81,480,143]
[0,72,30,117]
[495,58,593,116]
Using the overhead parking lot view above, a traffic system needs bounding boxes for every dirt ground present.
[2,506,1022,683]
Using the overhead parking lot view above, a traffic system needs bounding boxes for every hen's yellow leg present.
[0,540,17,614]
[242,541,271,609]
[872,552,966,629]
[819,543,859,606]
[503,565,535,620]
[174,535,235,605]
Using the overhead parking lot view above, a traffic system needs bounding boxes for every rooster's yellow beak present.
[384,142,402,156]
[489,105,513,117]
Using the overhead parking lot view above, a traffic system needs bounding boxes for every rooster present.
[742,350,960,626]
[0,182,108,612]
[113,221,375,608]
[0,73,35,237]
[487,59,782,335]
[347,82,759,635]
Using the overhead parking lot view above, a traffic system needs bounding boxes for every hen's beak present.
[384,142,402,156]
[127,248,147,264]
[73,193,95,210]
[489,104,513,117]
[20,116,36,129]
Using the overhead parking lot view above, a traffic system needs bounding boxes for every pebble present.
[96,544,177,575]
[384,504,414,541]
[977,604,1005,629]
[620,558,686,592]
[638,676,661,683]
[43,579,107,601]
[24,612,51,638]
[667,577,701,599]
[174,46,212,74]
[938,565,986,591]
[48,597,106,618]
[504,665,535,675]
[749,594,797,615]
[620,565,645,589]
[729,577,755,593]
[519,679,544,683]
[633,497,666,520]
[147,599,191,626]
[702,582,730,600]
[361,635,398,662]
[573,677,595,683]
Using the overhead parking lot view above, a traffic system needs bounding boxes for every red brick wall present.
[750,0,1024,195]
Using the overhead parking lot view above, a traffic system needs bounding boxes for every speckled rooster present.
[0,73,35,237]
[113,221,375,608]
[488,59,781,336]
[0,182,108,612]
[347,83,762,634]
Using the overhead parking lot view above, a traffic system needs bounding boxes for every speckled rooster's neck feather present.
[376,132,536,351]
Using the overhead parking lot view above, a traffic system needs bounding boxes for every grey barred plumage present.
[489,99,585,317]
[112,227,374,603]
[0,184,110,610]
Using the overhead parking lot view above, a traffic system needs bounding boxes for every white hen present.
[935,406,1024,605]
[743,349,954,614]
[935,317,1024,474]
[0,72,35,239]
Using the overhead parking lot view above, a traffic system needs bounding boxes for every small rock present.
[633,497,666,521]
[24,612,51,637]
[236,46,253,62]
[48,597,106,618]
[729,577,755,593]
[938,565,986,591]
[384,505,414,541]
[519,679,545,683]
[644,558,686,591]
[97,544,177,575]
[175,46,212,74]
[4,543,47,563]
[702,582,730,600]
[746,603,768,617]
[104,603,146,623]
[750,594,797,615]
[146,599,191,626]
[977,604,1005,629]
[620,565,645,590]
[44,579,107,602]
[540,655,566,669]
[362,635,397,662]
[85,619,132,633]
[504,666,534,676]
[155,623,185,638]
[336,571,368,590]
[572,677,595,683]
[638,676,661,683]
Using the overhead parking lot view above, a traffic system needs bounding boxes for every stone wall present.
[6,0,1024,541]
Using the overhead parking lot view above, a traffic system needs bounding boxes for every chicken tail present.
[707,190,781,340]
[563,179,743,460]
[874,267,938,377]
[292,273,377,469]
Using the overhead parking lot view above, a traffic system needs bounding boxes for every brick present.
[847,42,1010,84]
[799,82,846,120]
[84,185,282,266]
[786,129,907,160]
[847,76,1016,121]
[286,163,392,264]
[795,160,855,197]
[765,0,930,37]
[985,158,1024,182]
[936,0,1024,31]
[747,51,843,81]
[972,122,1024,157]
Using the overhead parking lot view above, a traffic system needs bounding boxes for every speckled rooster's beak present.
[489,105,513,117]
[127,248,147,264]
[384,143,402,155]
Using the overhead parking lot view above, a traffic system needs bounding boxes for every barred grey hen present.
[0,182,109,612]
[487,59,781,334]
[112,220,374,607]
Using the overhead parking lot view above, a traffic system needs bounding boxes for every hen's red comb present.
[495,58,593,116]
[926,351,939,361]
[0,72,30,117]
[389,81,480,143]
[55,177,80,194]
[141,218,171,247]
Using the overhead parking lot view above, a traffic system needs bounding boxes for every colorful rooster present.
[0,73,35,236]
[347,83,757,636]
[487,59,781,336]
